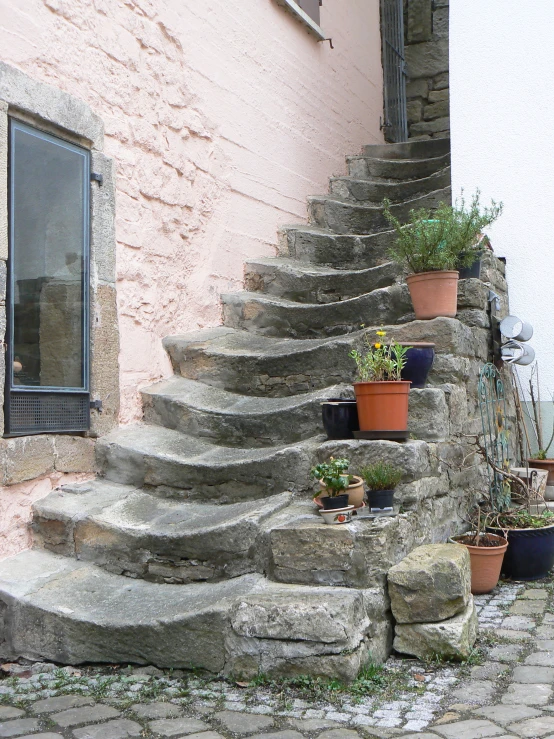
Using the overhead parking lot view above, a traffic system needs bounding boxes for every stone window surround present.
[0,61,119,483]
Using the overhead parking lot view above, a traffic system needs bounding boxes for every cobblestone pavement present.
[1,578,554,739]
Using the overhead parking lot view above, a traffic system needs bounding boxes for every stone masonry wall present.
[404,0,450,140]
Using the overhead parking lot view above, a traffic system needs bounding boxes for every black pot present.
[367,489,395,510]
[399,343,435,389]
[458,251,483,279]
[321,399,359,440]
[488,523,554,580]
[321,494,350,510]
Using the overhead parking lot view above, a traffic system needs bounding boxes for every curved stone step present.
[329,167,451,204]
[308,188,451,235]
[96,424,316,501]
[221,286,412,338]
[33,479,293,583]
[347,151,450,181]
[164,318,489,397]
[141,376,351,446]
[362,137,450,160]
[244,257,401,303]
[278,225,396,269]
[0,549,388,679]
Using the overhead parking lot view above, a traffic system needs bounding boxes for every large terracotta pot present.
[319,475,365,509]
[353,381,411,433]
[452,533,508,594]
[406,270,459,320]
[527,458,554,486]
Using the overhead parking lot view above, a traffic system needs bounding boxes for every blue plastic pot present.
[321,399,359,440]
[399,343,435,389]
[488,524,554,581]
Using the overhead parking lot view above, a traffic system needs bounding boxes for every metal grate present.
[381,0,408,143]
[7,393,90,435]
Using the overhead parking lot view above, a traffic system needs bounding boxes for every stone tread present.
[361,137,450,159]
[243,257,402,303]
[329,167,451,203]
[346,150,450,181]
[141,376,352,445]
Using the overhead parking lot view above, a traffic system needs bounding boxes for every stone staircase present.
[0,138,509,681]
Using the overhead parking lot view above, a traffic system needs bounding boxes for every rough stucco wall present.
[0,471,93,559]
[450,0,554,393]
[0,0,384,422]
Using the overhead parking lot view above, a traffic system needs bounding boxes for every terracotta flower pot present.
[527,458,554,486]
[452,533,508,594]
[319,475,365,509]
[406,270,459,320]
[353,381,411,433]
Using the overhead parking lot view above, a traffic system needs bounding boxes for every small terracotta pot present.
[406,270,459,320]
[319,475,365,509]
[353,381,411,432]
[527,458,554,486]
[452,533,508,594]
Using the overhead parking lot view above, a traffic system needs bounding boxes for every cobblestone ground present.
[1,578,554,739]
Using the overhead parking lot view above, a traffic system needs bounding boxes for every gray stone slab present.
[513,666,554,684]
[249,733,304,739]
[449,680,496,705]
[52,705,120,728]
[288,721,341,732]
[489,644,525,662]
[525,651,554,666]
[501,683,553,705]
[510,600,546,615]
[536,626,554,638]
[520,589,548,599]
[17,735,64,739]
[398,735,441,739]
[537,641,554,651]
[72,720,143,739]
[214,712,274,734]
[495,629,532,641]
[433,720,504,738]
[474,704,541,725]
[131,704,182,720]
[0,719,41,738]
[0,712,22,722]
[30,695,95,714]
[148,718,209,737]
[507,715,554,737]
[317,732,360,739]
[470,663,509,680]
[501,616,536,631]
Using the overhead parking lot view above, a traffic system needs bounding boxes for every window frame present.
[274,0,325,40]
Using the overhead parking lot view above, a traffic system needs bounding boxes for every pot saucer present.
[319,505,355,525]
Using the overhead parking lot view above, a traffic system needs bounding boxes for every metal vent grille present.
[8,392,90,435]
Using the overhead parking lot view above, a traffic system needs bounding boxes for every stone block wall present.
[404,0,450,140]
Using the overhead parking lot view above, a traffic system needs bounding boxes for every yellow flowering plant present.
[349,330,410,382]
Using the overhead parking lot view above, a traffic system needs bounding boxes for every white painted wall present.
[450,0,554,403]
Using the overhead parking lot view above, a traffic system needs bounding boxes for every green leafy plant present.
[310,457,351,497]
[383,190,503,274]
[359,461,403,491]
[349,329,410,382]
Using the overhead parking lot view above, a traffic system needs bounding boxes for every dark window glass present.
[9,121,89,390]
[297,0,320,25]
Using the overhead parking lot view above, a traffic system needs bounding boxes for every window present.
[275,0,325,39]
[6,119,91,435]
[297,0,320,25]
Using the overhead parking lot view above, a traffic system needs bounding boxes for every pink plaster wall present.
[0,472,94,559]
[0,0,384,422]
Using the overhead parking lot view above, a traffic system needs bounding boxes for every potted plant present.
[310,457,365,509]
[360,461,403,511]
[451,507,508,594]
[383,191,503,320]
[321,398,359,440]
[457,233,492,279]
[398,342,435,388]
[349,330,411,439]
[525,363,554,485]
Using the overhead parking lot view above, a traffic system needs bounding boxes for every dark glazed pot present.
[321,494,350,510]
[321,399,359,440]
[458,252,483,279]
[399,343,435,389]
[488,523,554,580]
[367,489,395,510]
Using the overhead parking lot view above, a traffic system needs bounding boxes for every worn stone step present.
[308,187,451,235]
[244,257,401,303]
[362,137,450,160]
[0,549,390,679]
[141,376,351,447]
[346,151,450,181]
[33,479,292,583]
[164,319,489,397]
[278,225,396,270]
[96,424,316,502]
[329,167,451,203]
[221,286,412,339]
[221,280,492,340]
